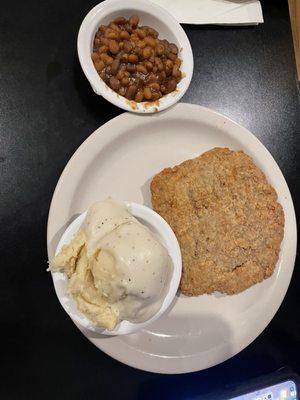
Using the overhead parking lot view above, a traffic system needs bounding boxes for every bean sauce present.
[92,15,182,102]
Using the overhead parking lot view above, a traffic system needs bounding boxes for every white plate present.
[47,103,297,374]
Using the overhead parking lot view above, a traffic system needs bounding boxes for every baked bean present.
[148,82,160,91]
[94,60,105,72]
[99,37,109,46]
[142,46,152,59]
[156,43,165,56]
[121,77,129,86]
[111,30,120,39]
[120,30,130,40]
[130,34,139,43]
[137,64,148,74]
[175,58,182,67]
[151,91,161,101]
[135,90,144,102]
[121,53,129,62]
[146,73,158,84]
[144,61,153,71]
[165,59,173,69]
[123,40,132,53]
[114,17,126,25]
[108,40,119,54]
[144,26,158,38]
[157,71,166,84]
[172,65,181,79]
[109,76,120,91]
[141,27,148,36]
[167,52,177,61]
[126,63,136,73]
[105,30,118,40]
[91,52,100,61]
[136,28,146,39]
[125,85,137,99]
[92,15,182,102]
[169,43,178,55]
[129,15,139,27]
[144,36,156,48]
[115,49,124,59]
[110,58,120,75]
[137,40,146,49]
[98,45,108,54]
[106,57,114,66]
[150,28,159,38]
[110,23,120,32]
[154,57,160,66]
[100,70,108,82]
[144,87,152,100]
[116,69,125,80]
[128,54,138,63]
[133,46,141,56]
[166,78,177,93]
[165,68,172,77]
[100,53,113,65]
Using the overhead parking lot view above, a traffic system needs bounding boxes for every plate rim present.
[47,103,297,374]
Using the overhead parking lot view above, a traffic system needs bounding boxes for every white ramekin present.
[77,0,193,113]
[51,202,182,335]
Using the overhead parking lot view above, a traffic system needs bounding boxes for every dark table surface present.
[1,0,299,398]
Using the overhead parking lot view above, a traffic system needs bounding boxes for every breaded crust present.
[151,148,284,295]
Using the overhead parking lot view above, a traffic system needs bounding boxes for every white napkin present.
[150,0,263,25]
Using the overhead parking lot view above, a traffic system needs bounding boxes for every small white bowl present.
[51,202,182,335]
[77,0,193,113]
